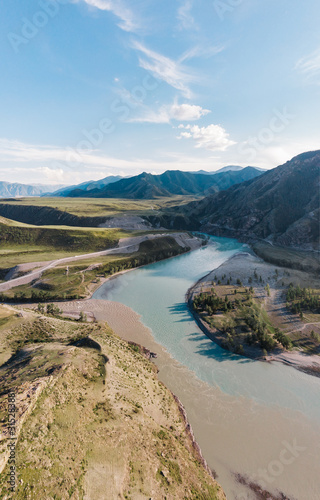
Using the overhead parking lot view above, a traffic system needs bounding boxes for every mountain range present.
[181,150,320,249]
[0,181,64,198]
[49,175,123,197]
[192,165,255,175]
[59,167,263,199]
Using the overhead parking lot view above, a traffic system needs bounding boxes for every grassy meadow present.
[0,215,158,275]
[0,196,194,218]
[0,236,190,301]
[253,241,320,273]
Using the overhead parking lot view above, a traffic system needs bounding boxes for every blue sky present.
[0,0,319,185]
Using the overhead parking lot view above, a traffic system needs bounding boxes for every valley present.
[2,2,320,497]
[0,151,319,499]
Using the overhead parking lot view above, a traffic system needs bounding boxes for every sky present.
[0,0,319,186]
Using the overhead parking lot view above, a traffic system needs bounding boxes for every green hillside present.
[181,151,320,250]
[66,168,263,199]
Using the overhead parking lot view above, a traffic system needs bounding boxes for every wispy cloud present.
[128,103,211,124]
[177,1,197,30]
[0,138,129,169]
[132,41,195,98]
[79,0,138,32]
[179,44,225,63]
[295,47,320,84]
[0,138,225,184]
[178,124,236,151]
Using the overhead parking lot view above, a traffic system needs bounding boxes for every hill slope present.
[0,308,225,499]
[65,168,263,199]
[183,151,320,249]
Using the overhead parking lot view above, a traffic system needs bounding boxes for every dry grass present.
[0,196,196,218]
[0,309,225,500]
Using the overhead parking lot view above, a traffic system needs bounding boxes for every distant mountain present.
[190,165,244,175]
[49,175,123,197]
[215,165,244,174]
[62,168,263,199]
[190,165,265,175]
[0,181,64,198]
[183,151,320,249]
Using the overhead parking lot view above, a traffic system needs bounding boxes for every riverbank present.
[0,305,226,499]
[20,240,320,499]
[83,232,205,300]
[0,231,203,297]
[186,251,320,377]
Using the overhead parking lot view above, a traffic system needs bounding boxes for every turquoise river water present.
[93,237,320,500]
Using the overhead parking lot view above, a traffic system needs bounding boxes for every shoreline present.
[14,241,320,378]
[57,231,206,301]
[185,251,320,378]
[0,231,204,299]
[17,246,320,499]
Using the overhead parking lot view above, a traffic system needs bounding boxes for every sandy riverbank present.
[48,293,320,499]
[186,251,320,377]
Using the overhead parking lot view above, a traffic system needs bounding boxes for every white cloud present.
[0,138,126,169]
[179,44,225,63]
[79,0,138,32]
[237,138,320,170]
[132,41,195,98]
[295,47,320,84]
[177,1,197,30]
[178,124,236,151]
[39,167,65,183]
[171,103,210,121]
[128,103,211,124]
[1,137,319,185]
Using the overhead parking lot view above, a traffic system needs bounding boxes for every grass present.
[193,284,291,354]
[1,236,190,302]
[0,221,129,251]
[0,213,181,276]
[0,196,196,218]
[0,217,149,274]
[253,241,320,273]
[0,310,225,500]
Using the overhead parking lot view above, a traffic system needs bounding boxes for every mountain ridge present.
[49,175,123,197]
[0,181,65,198]
[63,168,263,199]
[181,150,320,249]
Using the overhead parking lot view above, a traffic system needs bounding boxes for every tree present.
[37,303,45,314]
[79,311,87,322]
[46,303,61,316]
[311,330,320,342]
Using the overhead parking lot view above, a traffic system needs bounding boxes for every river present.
[93,237,320,500]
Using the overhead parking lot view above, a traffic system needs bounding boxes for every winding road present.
[0,233,197,293]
